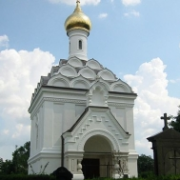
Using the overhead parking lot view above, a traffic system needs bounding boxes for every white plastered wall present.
[28,86,138,177]
[28,90,86,174]
[68,30,88,60]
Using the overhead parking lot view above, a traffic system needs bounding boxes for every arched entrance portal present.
[82,135,114,179]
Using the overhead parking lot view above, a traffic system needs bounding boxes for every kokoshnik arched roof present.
[30,57,135,103]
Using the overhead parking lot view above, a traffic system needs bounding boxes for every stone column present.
[64,151,84,180]
[113,156,120,179]
[77,159,82,173]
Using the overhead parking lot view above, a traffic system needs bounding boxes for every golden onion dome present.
[64,1,92,33]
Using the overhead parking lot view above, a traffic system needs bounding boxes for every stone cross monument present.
[147,113,180,175]
[161,113,170,131]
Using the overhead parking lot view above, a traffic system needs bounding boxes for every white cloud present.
[98,13,108,19]
[124,58,180,156]
[124,10,140,17]
[169,78,180,84]
[0,40,55,160]
[122,0,141,6]
[0,35,9,49]
[48,0,100,5]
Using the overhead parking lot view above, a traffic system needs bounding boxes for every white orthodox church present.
[28,1,138,179]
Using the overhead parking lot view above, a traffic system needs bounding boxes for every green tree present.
[0,159,15,174]
[0,141,30,175]
[12,141,30,174]
[138,154,154,176]
[169,106,180,132]
[0,157,3,172]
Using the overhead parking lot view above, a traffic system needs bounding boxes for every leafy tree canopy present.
[0,141,30,175]
[169,106,180,132]
[138,154,154,175]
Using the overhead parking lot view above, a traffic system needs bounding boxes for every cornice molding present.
[30,97,86,119]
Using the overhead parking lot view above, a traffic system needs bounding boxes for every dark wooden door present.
[82,159,100,179]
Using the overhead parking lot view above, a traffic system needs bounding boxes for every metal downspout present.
[61,135,64,167]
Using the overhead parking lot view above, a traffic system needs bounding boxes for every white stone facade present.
[28,57,138,178]
[68,30,89,60]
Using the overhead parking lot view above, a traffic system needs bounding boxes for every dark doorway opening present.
[82,159,100,179]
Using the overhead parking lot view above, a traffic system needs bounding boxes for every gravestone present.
[51,167,73,180]
[147,113,180,176]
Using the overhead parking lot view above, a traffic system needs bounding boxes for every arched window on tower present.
[69,41,71,53]
[79,40,82,50]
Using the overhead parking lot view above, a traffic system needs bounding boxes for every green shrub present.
[0,174,56,180]
[85,176,180,180]
[2,174,180,180]
[138,171,155,179]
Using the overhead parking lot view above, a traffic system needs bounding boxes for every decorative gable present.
[86,81,109,107]
[98,69,116,81]
[70,76,90,89]
[68,57,83,67]
[86,59,102,70]
[110,81,133,93]
[59,64,78,77]
[63,107,130,152]
[47,74,70,87]
[78,67,96,80]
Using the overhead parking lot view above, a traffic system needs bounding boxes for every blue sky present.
[0,0,180,160]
